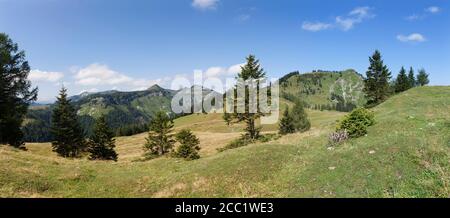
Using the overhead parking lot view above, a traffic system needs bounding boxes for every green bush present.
[337,108,375,138]
[218,134,281,152]
[174,129,200,160]
[258,134,281,143]
[218,137,253,152]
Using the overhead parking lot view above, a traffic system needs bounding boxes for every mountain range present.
[23,70,366,142]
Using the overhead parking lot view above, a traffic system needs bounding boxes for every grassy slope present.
[1,86,449,197]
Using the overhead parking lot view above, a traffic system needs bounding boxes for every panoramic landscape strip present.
[0,0,449,205]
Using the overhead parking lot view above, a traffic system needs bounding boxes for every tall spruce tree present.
[0,33,38,148]
[394,67,409,93]
[408,67,416,89]
[363,50,392,106]
[144,111,175,157]
[222,55,267,139]
[51,87,85,157]
[416,69,430,86]
[87,116,118,161]
[291,100,311,132]
[174,129,200,160]
[279,107,295,135]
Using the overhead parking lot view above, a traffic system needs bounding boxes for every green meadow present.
[1,86,449,197]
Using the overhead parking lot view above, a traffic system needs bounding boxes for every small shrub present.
[337,108,375,138]
[258,134,281,143]
[279,101,311,135]
[218,133,281,152]
[328,130,349,146]
[292,100,311,133]
[218,137,254,152]
[279,108,295,135]
[173,129,200,160]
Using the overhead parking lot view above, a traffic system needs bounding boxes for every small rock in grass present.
[328,166,336,170]
[369,150,376,154]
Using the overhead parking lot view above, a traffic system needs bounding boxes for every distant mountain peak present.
[147,84,163,91]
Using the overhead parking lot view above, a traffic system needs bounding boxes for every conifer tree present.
[222,55,267,139]
[408,67,416,89]
[144,111,175,157]
[363,50,392,106]
[279,107,295,135]
[416,69,430,86]
[174,129,200,160]
[0,33,38,148]
[394,67,409,93]
[51,87,86,158]
[291,100,311,132]
[87,116,118,161]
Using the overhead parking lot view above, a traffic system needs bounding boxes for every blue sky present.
[1,0,449,102]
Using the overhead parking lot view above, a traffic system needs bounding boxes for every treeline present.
[22,109,151,142]
[363,50,430,107]
[115,123,149,136]
[310,102,356,112]
[393,67,429,93]
[281,92,356,112]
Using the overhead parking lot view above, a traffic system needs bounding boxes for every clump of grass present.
[218,134,281,152]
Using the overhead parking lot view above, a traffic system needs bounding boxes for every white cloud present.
[192,0,219,10]
[203,63,244,78]
[204,67,225,78]
[227,63,244,74]
[336,6,374,31]
[406,6,441,21]
[405,14,422,21]
[397,33,426,42]
[426,6,440,14]
[349,6,371,18]
[302,6,374,32]
[335,17,357,31]
[302,22,332,32]
[74,63,165,91]
[237,14,251,22]
[75,63,132,86]
[29,69,64,82]
[79,88,99,94]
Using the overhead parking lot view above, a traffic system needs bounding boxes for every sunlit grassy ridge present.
[1,86,449,197]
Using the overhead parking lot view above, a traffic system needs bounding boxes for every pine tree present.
[407,67,416,89]
[0,33,38,148]
[51,87,86,158]
[291,100,311,132]
[416,68,430,86]
[222,55,267,140]
[87,116,118,161]
[363,50,392,106]
[279,107,295,135]
[174,129,200,160]
[394,67,409,93]
[144,111,175,157]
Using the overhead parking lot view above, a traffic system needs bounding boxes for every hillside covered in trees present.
[280,69,366,112]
